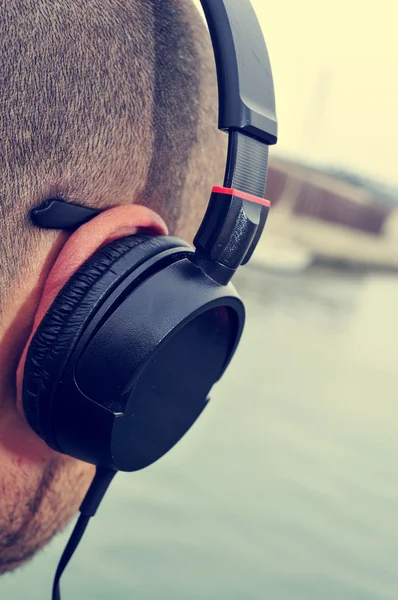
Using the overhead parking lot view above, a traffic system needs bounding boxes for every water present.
[2,265,398,600]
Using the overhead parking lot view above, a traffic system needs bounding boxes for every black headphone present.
[25,1,277,597]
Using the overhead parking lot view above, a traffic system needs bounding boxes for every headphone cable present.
[52,467,117,600]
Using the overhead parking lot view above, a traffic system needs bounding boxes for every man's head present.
[0,0,226,574]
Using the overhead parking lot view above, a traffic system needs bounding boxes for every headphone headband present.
[200,0,277,144]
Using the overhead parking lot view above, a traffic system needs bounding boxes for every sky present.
[195,1,398,187]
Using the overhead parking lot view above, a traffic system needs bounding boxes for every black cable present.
[51,467,117,600]
[52,514,91,600]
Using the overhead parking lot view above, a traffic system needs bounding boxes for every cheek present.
[2,403,57,464]
[0,452,95,574]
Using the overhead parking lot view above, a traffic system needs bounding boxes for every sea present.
[2,263,398,600]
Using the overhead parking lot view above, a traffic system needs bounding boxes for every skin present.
[0,204,168,574]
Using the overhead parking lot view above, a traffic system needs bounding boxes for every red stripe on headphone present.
[212,186,271,208]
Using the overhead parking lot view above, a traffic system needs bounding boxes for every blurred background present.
[3,1,398,599]
[251,0,398,276]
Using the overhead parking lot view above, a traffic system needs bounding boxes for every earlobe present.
[15,204,168,423]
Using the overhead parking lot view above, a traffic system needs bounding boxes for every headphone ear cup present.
[22,234,190,441]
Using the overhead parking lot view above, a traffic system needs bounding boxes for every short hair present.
[0,0,226,315]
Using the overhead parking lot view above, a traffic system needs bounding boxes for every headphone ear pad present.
[22,234,190,440]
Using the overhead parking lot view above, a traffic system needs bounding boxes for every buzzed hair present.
[0,0,226,314]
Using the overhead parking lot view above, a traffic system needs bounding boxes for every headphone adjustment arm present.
[193,184,271,286]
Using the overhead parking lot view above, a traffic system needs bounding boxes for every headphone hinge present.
[193,186,270,284]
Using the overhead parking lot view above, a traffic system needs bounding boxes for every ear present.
[16,204,167,420]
